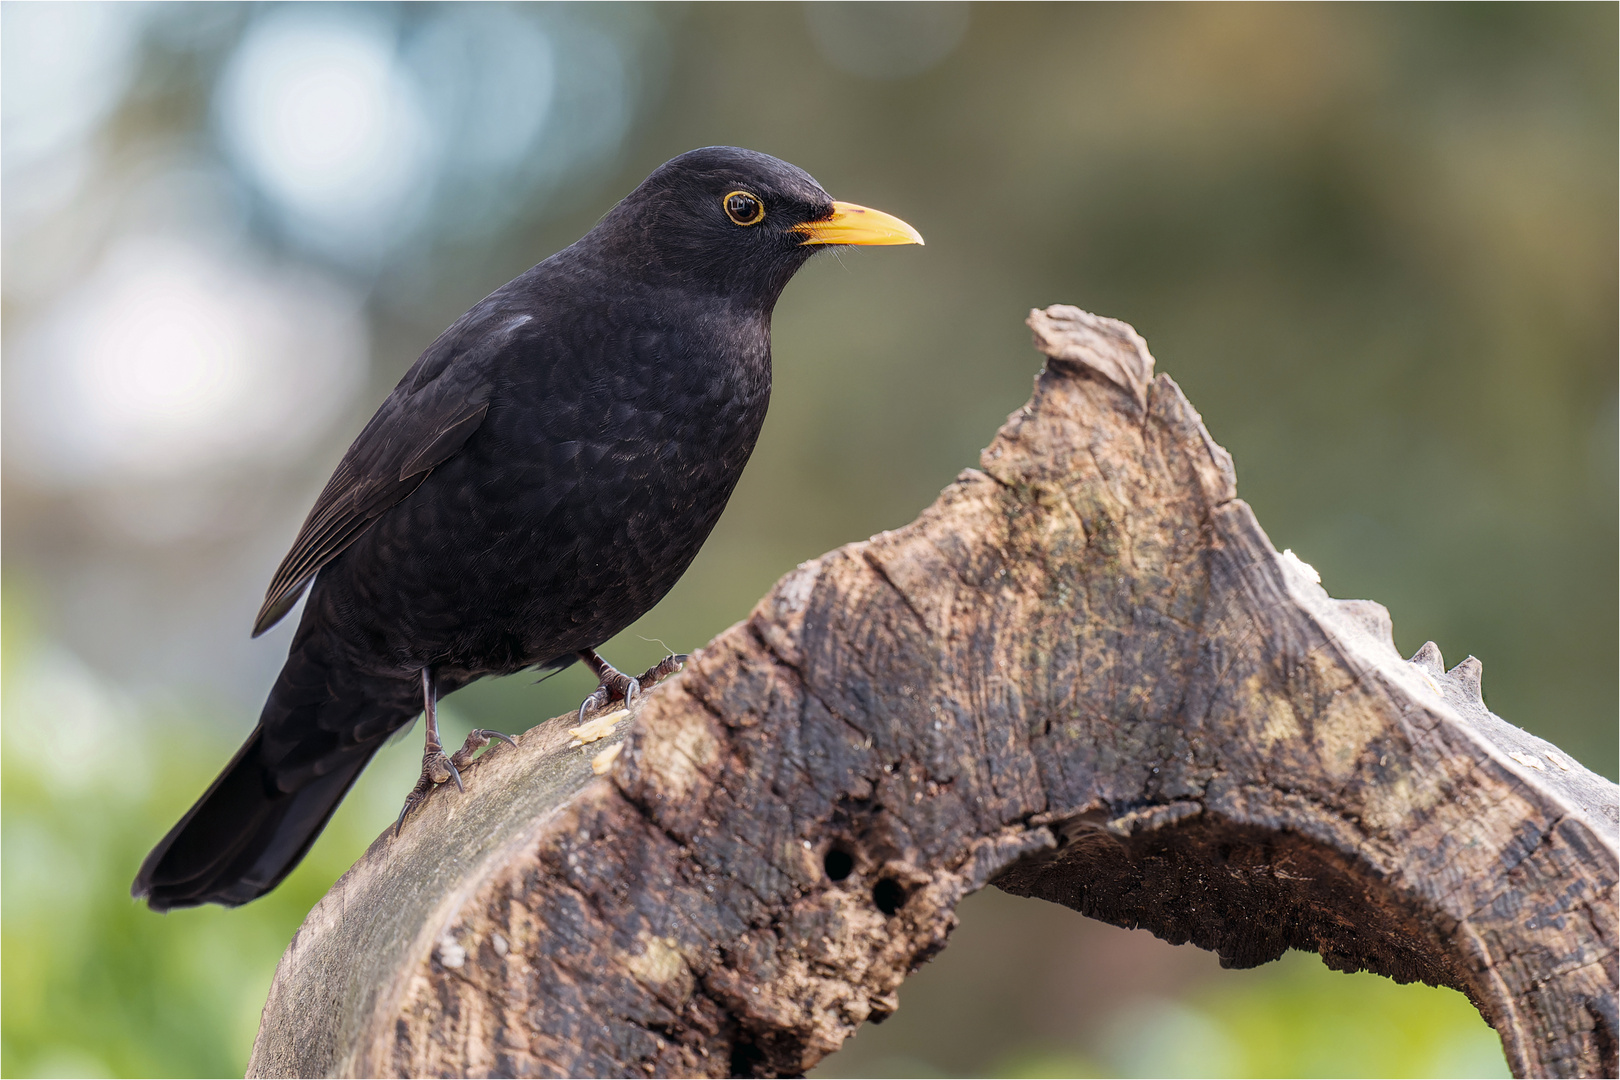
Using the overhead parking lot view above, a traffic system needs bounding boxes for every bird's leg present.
[575,649,689,723]
[394,669,516,836]
[396,669,452,835]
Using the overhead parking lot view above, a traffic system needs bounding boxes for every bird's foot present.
[394,750,456,837]
[576,651,689,723]
[393,730,516,836]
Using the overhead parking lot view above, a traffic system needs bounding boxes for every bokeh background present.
[2,3,1613,1077]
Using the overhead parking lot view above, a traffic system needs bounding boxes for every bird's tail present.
[133,634,419,912]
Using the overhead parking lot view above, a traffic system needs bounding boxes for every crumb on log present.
[248,305,1618,1080]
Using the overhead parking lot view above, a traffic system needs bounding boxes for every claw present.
[394,782,430,837]
[578,687,610,725]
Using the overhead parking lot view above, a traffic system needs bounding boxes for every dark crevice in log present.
[995,813,1486,992]
[249,305,1617,1080]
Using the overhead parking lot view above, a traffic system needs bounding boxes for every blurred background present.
[2,3,1613,1077]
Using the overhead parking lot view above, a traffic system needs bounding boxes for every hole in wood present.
[729,1037,765,1077]
[823,846,855,882]
[872,877,906,915]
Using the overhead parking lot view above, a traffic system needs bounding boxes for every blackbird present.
[133,147,922,911]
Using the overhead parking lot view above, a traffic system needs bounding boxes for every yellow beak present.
[793,201,924,246]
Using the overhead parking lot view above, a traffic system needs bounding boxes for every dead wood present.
[248,305,1618,1080]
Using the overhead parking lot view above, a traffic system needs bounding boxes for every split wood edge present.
[248,305,1618,1080]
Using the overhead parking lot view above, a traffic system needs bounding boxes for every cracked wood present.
[248,305,1619,1080]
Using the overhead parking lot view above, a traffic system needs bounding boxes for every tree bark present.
[248,306,1618,1080]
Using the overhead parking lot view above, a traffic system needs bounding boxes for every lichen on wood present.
[248,305,1618,1080]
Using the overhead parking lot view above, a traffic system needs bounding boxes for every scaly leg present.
[575,649,688,723]
[395,668,516,836]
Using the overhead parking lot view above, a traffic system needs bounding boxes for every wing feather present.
[251,306,529,636]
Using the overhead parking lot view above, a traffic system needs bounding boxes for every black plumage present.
[133,147,921,911]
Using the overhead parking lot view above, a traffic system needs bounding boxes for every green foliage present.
[1030,955,1510,1079]
[989,953,1513,1080]
[1188,954,1509,1079]
[0,589,425,1077]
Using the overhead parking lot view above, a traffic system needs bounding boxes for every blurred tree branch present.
[248,307,1617,1080]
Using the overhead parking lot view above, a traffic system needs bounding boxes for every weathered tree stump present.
[248,306,1618,1080]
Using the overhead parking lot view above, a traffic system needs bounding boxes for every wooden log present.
[248,305,1618,1079]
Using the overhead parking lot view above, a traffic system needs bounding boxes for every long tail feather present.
[133,637,418,911]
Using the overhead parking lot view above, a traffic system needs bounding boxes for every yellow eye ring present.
[723,190,765,226]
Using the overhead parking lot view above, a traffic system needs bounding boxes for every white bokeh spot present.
[216,10,435,261]
[9,235,368,484]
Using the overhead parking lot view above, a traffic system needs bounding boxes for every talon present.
[578,688,609,725]
[394,780,431,837]
[623,679,640,705]
[463,725,518,751]
[445,757,463,793]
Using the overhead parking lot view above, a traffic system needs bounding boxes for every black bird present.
[133,147,922,911]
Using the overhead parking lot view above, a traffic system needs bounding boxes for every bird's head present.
[585,146,923,305]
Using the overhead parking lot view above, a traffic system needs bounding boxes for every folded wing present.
[252,309,533,636]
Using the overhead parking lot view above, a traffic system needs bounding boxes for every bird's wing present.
[252,309,531,636]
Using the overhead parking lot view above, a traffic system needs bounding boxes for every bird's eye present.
[723,191,765,226]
